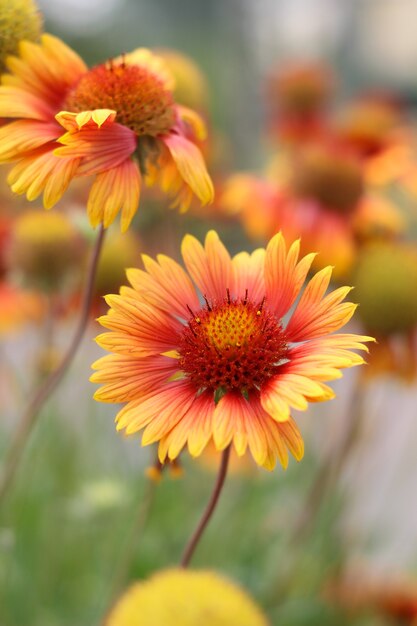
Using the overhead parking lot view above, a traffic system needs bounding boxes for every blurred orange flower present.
[328,566,417,624]
[0,280,42,333]
[223,144,404,280]
[0,36,213,231]
[266,62,333,144]
[92,231,372,470]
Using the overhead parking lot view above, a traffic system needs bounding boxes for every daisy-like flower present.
[92,231,372,470]
[0,35,213,231]
[223,145,404,280]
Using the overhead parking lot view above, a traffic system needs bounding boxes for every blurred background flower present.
[106,568,270,626]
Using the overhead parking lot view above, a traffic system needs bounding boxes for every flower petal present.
[181,230,234,302]
[158,390,215,461]
[91,354,178,403]
[0,120,60,162]
[4,34,87,107]
[114,380,195,439]
[285,267,356,341]
[86,159,141,231]
[161,133,214,206]
[55,112,137,176]
[127,253,200,320]
[265,232,316,319]
[232,248,266,303]
[97,296,181,356]
[261,373,330,422]
[0,85,53,120]
[8,148,80,207]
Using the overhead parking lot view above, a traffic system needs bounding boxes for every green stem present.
[180,446,231,568]
[0,224,105,509]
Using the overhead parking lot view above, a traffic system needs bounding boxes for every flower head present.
[92,231,372,470]
[292,143,364,215]
[106,569,269,626]
[354,242,417,336]
[266,62,333,143]
[7,209,82,291]
[0,36,213,231]
[336,99,400,158]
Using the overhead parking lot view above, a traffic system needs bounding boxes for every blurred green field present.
[0,385,381,626]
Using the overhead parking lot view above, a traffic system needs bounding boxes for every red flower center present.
[178,294,288,393]
[65,61,176,136]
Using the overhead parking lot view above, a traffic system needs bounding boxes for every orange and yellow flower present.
[0,280,43,333]
[0,35,213,231]
[91,231,372,470]
[265,62,333,145]
[223,142,404,280]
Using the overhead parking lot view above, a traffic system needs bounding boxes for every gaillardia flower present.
[92,231,372,470]
[106,569,269,626]
[0,35,213,231]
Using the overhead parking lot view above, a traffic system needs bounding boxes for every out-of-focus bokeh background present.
[3,0,417,624]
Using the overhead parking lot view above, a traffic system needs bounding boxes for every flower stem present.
[180,446,231,568]
[0,224,105,508]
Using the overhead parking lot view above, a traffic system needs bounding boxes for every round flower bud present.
[353,242,417,335]
[0,0,42,73]
[8,210,82,291]
[106,569,269,626]
[293,144,364,214]
[267,63,332,116]
[95,228,140,297]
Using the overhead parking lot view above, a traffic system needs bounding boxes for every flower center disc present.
[65,61,176,136]
[294,146,364,214]
[178,298,288,393]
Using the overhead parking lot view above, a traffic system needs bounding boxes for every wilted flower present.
[92,231,372,470]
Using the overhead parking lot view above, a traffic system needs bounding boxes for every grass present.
[0,390,380,626]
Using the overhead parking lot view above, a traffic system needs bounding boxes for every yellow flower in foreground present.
[0,35,213,231]
[92,231,372,470]
[106,569,269,626]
